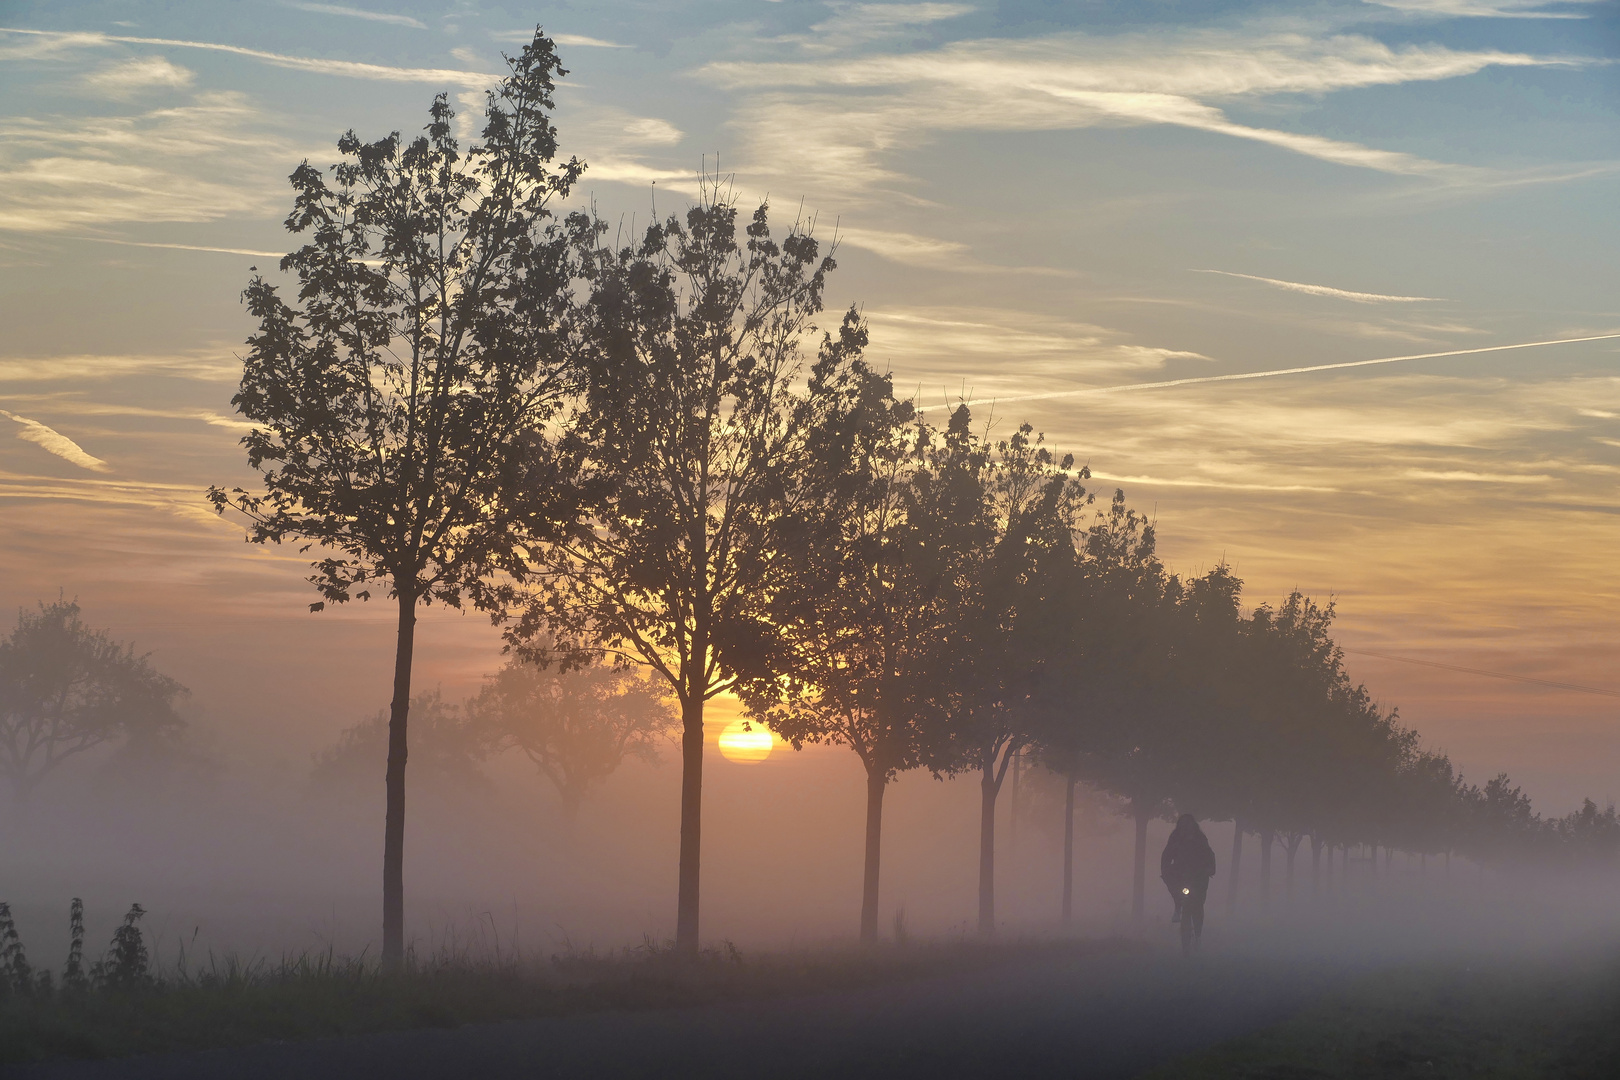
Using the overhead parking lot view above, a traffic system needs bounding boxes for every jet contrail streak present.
[917,333,1620,411]
[1345,649,1620,699]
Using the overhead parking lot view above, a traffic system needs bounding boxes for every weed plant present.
[0,905,1132,1065]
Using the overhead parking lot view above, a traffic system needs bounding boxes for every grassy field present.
[0,936,1137,1065]
[1146,951,1620,1079]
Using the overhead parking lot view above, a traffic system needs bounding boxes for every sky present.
[0,0,1617,826]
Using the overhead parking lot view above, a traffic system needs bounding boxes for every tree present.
[0,600,186,813]
[467,657,675,816]
[312,689,488,796]
[511,182,840,953]
[737,355,977,943]
[924,418,1085,935]
[208,33,586,968]
[1038,490,1171,921]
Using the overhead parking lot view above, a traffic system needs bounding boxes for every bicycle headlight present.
[1181,887,1190,895]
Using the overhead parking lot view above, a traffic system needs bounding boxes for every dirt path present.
[10,944,1351,1079]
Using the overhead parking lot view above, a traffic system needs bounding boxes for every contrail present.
[1345,649,1620,700]
[1192,269,1445,303]
[917,333,1620,412]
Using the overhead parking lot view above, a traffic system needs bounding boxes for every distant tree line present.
[197,28,1619,964]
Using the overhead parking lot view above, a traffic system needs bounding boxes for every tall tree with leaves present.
[0,599,186,813]
[467,657,676,816]
[208,33,586,968]
[923,417,1085,935]
[510,183,840,953]
[737,357,986,943]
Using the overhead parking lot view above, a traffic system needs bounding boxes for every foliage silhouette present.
[209,31,588,968]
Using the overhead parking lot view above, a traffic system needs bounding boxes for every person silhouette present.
[1160,813,1217,954]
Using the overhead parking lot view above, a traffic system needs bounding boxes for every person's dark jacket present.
[1160,826,1217,887]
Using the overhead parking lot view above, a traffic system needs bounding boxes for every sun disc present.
[717,718,773,763]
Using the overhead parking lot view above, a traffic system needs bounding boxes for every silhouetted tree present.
[467,657,675,816]
[312,689,488,795]
[924,418,1085,935]
[511,181,840,953]
[209,33,586,968]
[737,357,985,943]
[0,599,185,814]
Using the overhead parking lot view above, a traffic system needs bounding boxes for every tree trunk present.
[860,768,886,944]
[676,693,705,954]
[1226,821,1243,916]
[382,590,417,971]
[1061,772,1076,925]
[1259,827,1274,911]
[1131,801,1149,921]
[978,756,997,936]
[1284,837,1297,902]
[1311,835,1323,897]
[1369,844,1378,879]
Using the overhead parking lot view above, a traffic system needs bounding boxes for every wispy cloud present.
[791,2,975,52]
[0,410,110,471]
[916,333,1620,410]
[0,92,295,233]
[701,30,1587,198]
[1195,270,1445,303]
[489,29,627,48]
[553,34,629,49]
[0,27,495,88]
[0,352,241,382]
[85,56,194,96]
[281,2,427,30]
[1363,0,1599,18]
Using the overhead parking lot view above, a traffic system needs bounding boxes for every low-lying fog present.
[2,699,1612,976]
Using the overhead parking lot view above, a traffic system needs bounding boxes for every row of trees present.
[203,29,1616,965]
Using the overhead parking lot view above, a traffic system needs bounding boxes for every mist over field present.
[2,0,1617,1074]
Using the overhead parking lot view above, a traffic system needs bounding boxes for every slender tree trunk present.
[1285,838,1297,902]
[382,590,417,971]
[1311,835,1323,897]
[1062,772,1076,925]
[860,768,886,944]
[1226,821,1244,916]
[1259,827,1274,911]
[1009,750,1021,858]
[1369,844,1378,879]
[676,692,705,954]
[1131,801,1149,921]
[978,756,997,936]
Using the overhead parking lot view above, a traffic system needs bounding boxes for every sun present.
[717,718,773,764]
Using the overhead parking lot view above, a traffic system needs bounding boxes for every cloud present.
[489,30,628,48]
[1363,0,1599,18]
[85,56,194,96]
[864,307,1209,401]
[915,333,1620,411]
[0,410,110,471]
[0,27,495,88]
[0,352,241,382]
[1194,270,1445,303]
[281,2,427,29]
[0,92,296,233]
[792,2,975,51]
[553,34,629,49]
[700,30,1586,197]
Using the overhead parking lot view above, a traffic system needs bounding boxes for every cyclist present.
[1160,814,1217,955]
